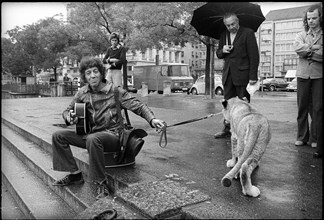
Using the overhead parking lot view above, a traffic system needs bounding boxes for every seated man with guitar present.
[52,56,165,199]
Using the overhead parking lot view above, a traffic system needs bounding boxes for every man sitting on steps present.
[51,56,166,199]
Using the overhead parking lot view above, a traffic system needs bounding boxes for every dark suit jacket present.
[216,26,259,86]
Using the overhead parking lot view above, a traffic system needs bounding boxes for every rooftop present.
[265,5,310,21]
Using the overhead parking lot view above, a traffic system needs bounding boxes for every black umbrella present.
[191,2,265,39]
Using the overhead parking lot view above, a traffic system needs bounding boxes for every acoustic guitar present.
[74,103,90,135]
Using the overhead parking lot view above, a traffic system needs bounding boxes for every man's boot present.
[214,119,231,139]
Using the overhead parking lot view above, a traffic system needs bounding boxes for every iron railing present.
[1,82,78,97]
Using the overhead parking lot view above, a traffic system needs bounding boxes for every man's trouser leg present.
[215,72,235,139]
[106,69,123,87]
[214,119,231,138]
[53,129,120,183]
[214,71,250,139]
[52,130,86,173]
[85,131,120,183]
[312,78,322,155]
[296,78,311,143]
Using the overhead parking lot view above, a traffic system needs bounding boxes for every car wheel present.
[215,87,223,95]
[270,85,275,91]
[191,88,198,95]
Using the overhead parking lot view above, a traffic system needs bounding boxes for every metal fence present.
[1,82,78,97]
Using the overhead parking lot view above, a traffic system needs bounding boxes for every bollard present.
[141,82,148,97]
[163,80,171,96]
[57,83,66,97]
[50,83,58,97]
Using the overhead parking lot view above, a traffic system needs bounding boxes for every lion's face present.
[221,97,245,122]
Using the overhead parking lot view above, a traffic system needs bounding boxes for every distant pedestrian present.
[63,73,71,82]
[293,3,322,158]
[51,56,166,199]
[214,12,260,139]
[103,32,126,87]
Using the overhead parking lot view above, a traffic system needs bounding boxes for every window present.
[197,76,204,83]
[149,50,152,60]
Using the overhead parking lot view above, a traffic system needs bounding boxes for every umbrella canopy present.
[191,2,265,39]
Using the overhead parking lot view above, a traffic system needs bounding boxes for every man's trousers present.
[52,130,120,183]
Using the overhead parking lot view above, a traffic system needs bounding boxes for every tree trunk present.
[210,42,215,99]
[205,40,211,95]
[53,67,57,81]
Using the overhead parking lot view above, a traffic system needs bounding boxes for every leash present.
[158,111,223,148]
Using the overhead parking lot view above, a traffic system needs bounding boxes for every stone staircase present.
[1,117,211,219]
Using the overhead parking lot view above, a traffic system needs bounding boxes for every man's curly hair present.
[303,3,322,32]
[79,56,105,83]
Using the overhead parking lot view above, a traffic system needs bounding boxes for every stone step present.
[2,117,158,191]
[1,122,148,219]
[1,143,77,219]
[1,123,97,212]
[1,118,212,219]
[1,181,27,219]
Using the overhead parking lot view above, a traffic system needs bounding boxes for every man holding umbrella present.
[190,2,264,139]
[214,12,260,138]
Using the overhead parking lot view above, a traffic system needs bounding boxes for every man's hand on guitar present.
[67,110,78,125]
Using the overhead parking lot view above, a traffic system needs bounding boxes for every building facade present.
[258,5,309,78]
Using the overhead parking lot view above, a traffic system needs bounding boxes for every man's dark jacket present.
[216,26,259,86]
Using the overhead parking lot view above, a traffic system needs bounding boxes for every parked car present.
[188,75,224,95]
[259,78,289,91]
[286,78,297,92]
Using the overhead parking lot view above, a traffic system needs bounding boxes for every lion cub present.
[221,97,271,197]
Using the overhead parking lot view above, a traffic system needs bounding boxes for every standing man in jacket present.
[294,4,322,158]
[214,12,260,138]
[103,32,126,87]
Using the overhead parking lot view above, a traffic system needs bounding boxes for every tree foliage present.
[2,2,216,90]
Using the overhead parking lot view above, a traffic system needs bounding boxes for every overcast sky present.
[1,2,319,38]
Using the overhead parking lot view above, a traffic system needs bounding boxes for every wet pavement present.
[1,90,322,219]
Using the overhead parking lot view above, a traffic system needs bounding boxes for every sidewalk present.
[1,92,322,219]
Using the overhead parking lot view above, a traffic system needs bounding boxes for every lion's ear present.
[221,99,227,108]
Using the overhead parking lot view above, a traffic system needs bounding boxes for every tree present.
[2,2,217,92]
[2,37,31,77]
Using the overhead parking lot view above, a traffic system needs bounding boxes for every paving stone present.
[75,196,145,219]
[116,179,210,219]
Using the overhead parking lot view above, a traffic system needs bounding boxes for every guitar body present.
[75,103,90,135]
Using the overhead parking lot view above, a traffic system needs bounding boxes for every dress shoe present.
[53,172,84,186]
[214,130,231,139]
[295,140,306,146]
[313,152,322,158]
[311,142,317,148]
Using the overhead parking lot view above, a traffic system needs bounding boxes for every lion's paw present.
[243,185,260,197]
[226,159,236,167]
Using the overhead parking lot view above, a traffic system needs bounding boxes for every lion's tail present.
[221,123,258,187]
